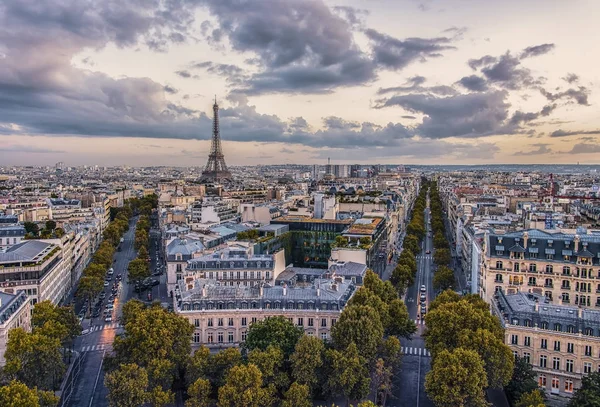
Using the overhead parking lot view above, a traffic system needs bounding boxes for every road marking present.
[89,350,106,407]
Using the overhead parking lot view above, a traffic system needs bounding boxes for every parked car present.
[425,250,431,254]
[103,281,109,287]
[420,305,427,315]
[105,315,113,322]
[420,285,426,293]
[420,294,426,303]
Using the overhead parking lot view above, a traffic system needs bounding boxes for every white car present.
[103,281,109,287]
[105,315,113,322]
[420,285,426,293]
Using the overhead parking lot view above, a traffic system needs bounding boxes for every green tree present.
[403,234,421,255]
[32,301,81,353]
[217,364,274,407]
[506,356,539,406]
[212,348,243,388]
[77,275,103,317]
[379,336,402,369]
[244,315,304,357]
[425,348,488,407]
[290,335,325,394]
[186,378,212,407]
[433,248,451,266]
[186,346,212,386]
[3,328,65,391]
[0,380,41,407]
[326,342,371,406]
[44,220,56,231]
[138,245,149,260]
[363,270,397,303]
[23,222,39,236]
[516,390,545,407]
[457,328,514,388]
[390,264,414,294]
[568,371,600,407]
[148,387,174,407]
[331,305,384,361]
[248,345,289,393]
[371,358,392,406]
[128,258,150,287]
[121,299,146,326]
[433,266,455,291]
[282,382,312,407]
[105,363,148,407]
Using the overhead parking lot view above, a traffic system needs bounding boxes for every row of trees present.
[105,270,415,406]
[128,214,152,290]
[429,182,455,292]
[0,301,83,405]
[390,181,428,295]
[423,291,516,406]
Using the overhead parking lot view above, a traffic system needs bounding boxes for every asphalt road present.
[392,193,435,407]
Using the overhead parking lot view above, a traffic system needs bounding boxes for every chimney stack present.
[202,284,207,298]
[259,284,264,297]
[578,307,583,319]
[534,298,539,312]
[283,283,287,296]
[316,284,321,297]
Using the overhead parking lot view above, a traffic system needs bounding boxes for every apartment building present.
[185,247,286,289]
[0,225,25,252]
[482,229,600,309]
[0,240,69,306]
[175,277,356,348]
[166,238,206,294]
[0,290,31,365]
[493,289,600,403]
[191,200,238,226]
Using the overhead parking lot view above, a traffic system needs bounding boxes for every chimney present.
[259,284,264,297]
[522,231,528,249]
[574,235,580,253]
[534,298,539,312]
[316,284,321,297]
[283,283,287,296]
[578,307,583,319]
[202,284,207,298]
[331,283,338,292]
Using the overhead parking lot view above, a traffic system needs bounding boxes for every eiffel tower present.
[200,98,232,183]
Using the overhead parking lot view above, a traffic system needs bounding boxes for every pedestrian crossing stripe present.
[414,319,426,326]
[416,255,433,260]
[81,344,113,352]
[401,346,431,357]
[86,322,121,333]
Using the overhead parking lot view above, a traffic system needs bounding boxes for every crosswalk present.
[416,255,433,260]
[83,322,121,334]
[81,343,112,352]
[401,346,431,357]
[414,319,426,326]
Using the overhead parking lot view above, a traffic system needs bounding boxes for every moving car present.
[420,285,426,293]
[426,250,431,254]
[105,315,113,322]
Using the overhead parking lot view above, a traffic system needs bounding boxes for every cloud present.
[513,143,552,156]
[402,115,417,119]
[562,73,579,84]
[457,75,488,92]
[550,129,600,137]
[175,70,192,78]
[190,61,246,85]
[509,104,557,126]
[163,85,178,94]
[468,55,497,70]
[377,75,457,96]
[540,86,590,106]
[376,90,513,139]
[365,28,456,71]
[480,52,542,90]
[199,0,376,94]
[566,143,600,154]
[332,6,369,29]
[0,144,65,153]
[520,43,555,59]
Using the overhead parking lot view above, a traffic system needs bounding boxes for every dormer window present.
[565,241,570,247]
[548,240,553,246]
[498,237,503,244]
[531,239,537,246]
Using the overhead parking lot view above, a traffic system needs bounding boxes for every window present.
[554,341,561,351]
[541,321,549,330]
[539,375,547,387]
[524,319,532,327]
[562,293,570,303]
[567,343,574,353]
[545,278,553,288]
[554,324,562,332]
[565,379,573,393]
[321,332,328,340]
[298,318,304,326]
[194,318,200,328]
[332,318,337,327]
[495,274,503,283]
[585,327,594,336]
[528,277,537,286]
[540,355,547,368]
[321,318,327,327]
[541,339,548,349]
[228,318,234,327]
[523,352,531,364]
[562,280,570,289]
[496,261,503,269]
[207,333,213,343]
[228,332,234,343]
[193,332,200,343]
[567,325,576,334]
[511,335,518,345]
[584,362,592,374]
[218,318,224,327]
[241,331,247,342]
[546,265,553,274]
[251,317,257,324]
[241,317,247,327]
[586,345,593,356]
[566,359,574,373]
[552,357,560,370]
[551,378,559,392]
[563,266,571,275]
[529,264,537,272]
[218,332,224,343]
[207,318,213,327]
[524,336,531,347]
[308,318,314,327]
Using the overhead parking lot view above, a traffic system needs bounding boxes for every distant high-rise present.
[200,98,232,183]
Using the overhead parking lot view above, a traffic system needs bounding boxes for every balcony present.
[528,282,538,287]
[495,279,503,284]
[545,284,554,288]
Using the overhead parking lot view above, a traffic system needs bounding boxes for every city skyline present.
[1,0,599,166]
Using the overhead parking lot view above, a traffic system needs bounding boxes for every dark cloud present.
[0,144,65,153]
[540,87,590,106]
[402,115,417,119]
[279,147,294,154]
[509,104,557,126]
[567,143,600,154]
[323,116,361,130]
[562,73,579,84]
[457,75,488,92]
[468,55,497,70]
[365,28,456,71]
[480,52,542,90]
[175,70,192,78]
[190,61,246,85]
[163,85,178,94]
[377,90,513,139]
[513,143,552,156]
[378,75,457,96]
[332,6,369,29]
[550,129,600,138]
[199,0,376,94]
[520,43,555,59]
[540,104,557,116]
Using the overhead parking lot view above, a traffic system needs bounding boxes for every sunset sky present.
[1,0,599,166]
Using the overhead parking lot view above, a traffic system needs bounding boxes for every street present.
[391,192,435,407]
